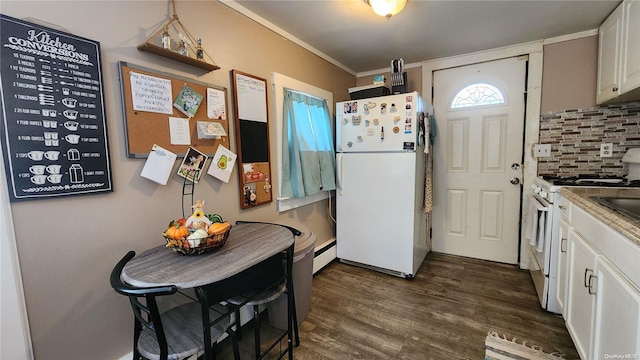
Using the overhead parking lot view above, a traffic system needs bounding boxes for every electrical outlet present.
[600,143,613,157]
[534,144,551,158]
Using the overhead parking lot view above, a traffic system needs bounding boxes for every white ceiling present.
[226,0,620,74]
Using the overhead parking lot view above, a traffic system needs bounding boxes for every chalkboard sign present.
[231,70,272,209]
[0,14,113,202]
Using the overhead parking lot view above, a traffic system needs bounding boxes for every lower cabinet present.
[566,229,597,360]
[563,202,640,360]
[591,256,640,358]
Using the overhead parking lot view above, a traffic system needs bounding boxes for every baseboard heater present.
[313,238,336,275]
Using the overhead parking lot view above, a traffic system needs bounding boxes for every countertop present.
[559,187,640,246]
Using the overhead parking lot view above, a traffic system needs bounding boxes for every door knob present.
[511,163,520,170]
[510,177,520,185]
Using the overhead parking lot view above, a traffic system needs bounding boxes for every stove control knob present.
[540,190,548,198]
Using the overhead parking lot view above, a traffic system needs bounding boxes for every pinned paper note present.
[169,116,191,145]
[197,121,227,139]
[207,88,227,120]
[207,145,236,183]
[173,85,203,118]
[177,147,208,183]
[140,144,177,185]
[130,72,173,114]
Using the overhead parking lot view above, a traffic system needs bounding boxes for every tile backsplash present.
[538,101,640,177]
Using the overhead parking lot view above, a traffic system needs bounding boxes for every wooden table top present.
[122,223,294,289]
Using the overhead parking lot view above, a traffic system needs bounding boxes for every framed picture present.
[0,14,113,201]
[177,147,208,182]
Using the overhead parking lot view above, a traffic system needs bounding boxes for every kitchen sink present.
[591,196,640,221]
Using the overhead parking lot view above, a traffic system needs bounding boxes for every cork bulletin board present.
[231,70,272,209]
[118,61,228,158]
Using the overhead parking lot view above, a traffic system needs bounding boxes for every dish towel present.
[524,195,547,252]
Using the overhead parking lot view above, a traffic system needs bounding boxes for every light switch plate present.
[534,144,551,158]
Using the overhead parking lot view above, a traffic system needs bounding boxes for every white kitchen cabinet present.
[566,229,598,360]
[556,217,571,317]
[597,4,622,104]
[620,0,640,95]
[561,197,640,360]
[597,0,640,104]
[591,256,640,358]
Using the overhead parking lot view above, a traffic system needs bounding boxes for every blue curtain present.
[281,89,336,198]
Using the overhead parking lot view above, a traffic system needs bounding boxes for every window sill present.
[277,191,333,213]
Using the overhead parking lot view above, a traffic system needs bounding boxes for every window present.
[272,73,335,212]
[281,89,336,198]
[451,83,505,109]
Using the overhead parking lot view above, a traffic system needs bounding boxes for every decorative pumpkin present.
[165,221,189,240]
[208,221,231,236]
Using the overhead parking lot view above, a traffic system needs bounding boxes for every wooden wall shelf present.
[137,43,220,72]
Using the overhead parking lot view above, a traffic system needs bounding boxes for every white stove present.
[528,175,640,313]
[528,176,561,313]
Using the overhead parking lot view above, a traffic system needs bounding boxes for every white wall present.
[1,154,33,360]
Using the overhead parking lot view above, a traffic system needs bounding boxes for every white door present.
[432,57,526,264]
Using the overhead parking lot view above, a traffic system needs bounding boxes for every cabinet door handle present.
[560,237,567,253]
[612,86,619,92]
[584,268,593,288]
[588,274,597,295]
[559,205,566,211]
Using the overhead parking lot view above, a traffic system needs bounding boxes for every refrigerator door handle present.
[336,153,343,191]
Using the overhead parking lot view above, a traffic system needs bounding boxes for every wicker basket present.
[163,227,231,255]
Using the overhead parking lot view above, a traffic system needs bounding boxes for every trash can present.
[267,219,316,330]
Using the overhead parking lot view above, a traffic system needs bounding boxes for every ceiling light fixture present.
[365,0,407,20]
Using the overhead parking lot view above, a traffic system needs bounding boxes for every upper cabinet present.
[597,0,640,105]
[620,1,640,95]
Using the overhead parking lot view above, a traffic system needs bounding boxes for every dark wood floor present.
[217,252,579,359]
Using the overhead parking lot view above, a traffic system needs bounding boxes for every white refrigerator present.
[336,91,431,278]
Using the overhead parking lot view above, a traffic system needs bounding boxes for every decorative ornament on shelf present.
[137,0,219,71]
[196,38,204,60]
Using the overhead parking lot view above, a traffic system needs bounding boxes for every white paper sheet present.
[130,72,173,114]
[140,144,177,185]
[207,88,227,119]
[169,116,191,145]
[207,145,236,183]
